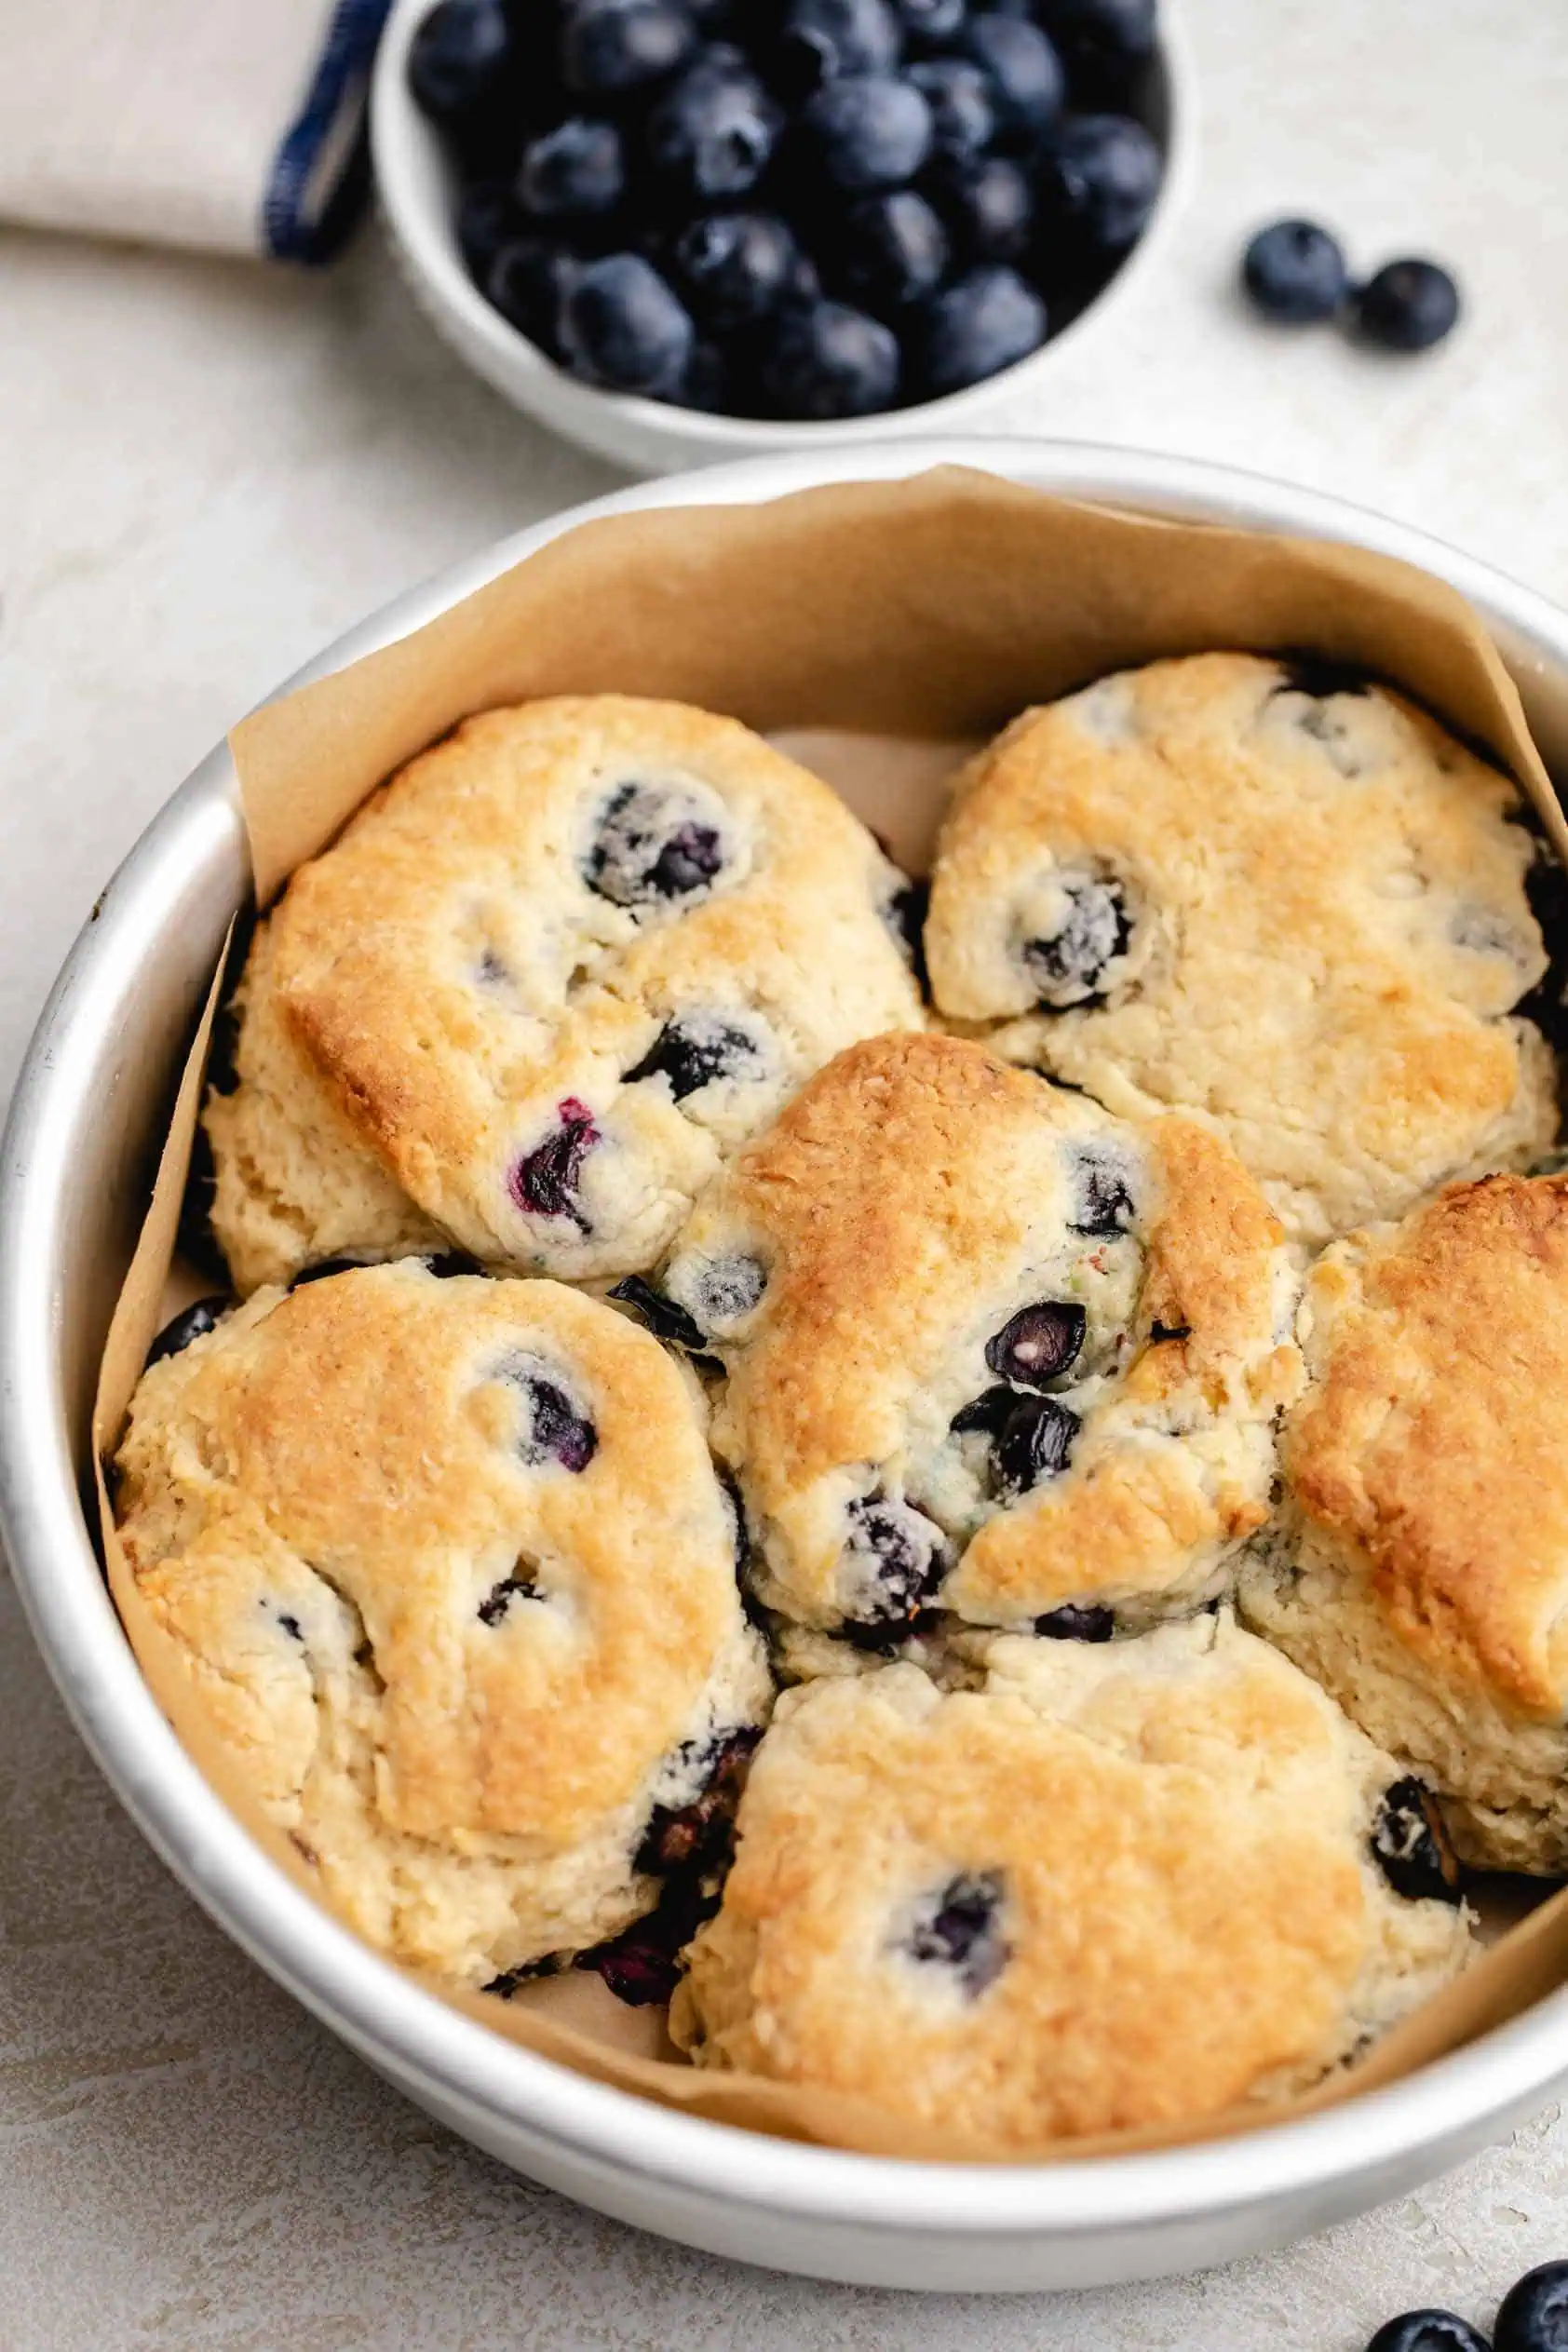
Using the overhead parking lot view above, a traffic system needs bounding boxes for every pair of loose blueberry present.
[413,0,1167,419]
[1368,2260,1568,2352]
[1242,219,1460,353]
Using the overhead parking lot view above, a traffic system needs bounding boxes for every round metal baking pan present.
[6,440,1568,2291]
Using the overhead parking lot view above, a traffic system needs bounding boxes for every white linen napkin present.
[0,0,391,262]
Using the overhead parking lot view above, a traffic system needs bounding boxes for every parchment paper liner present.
[92,467,1568,2165]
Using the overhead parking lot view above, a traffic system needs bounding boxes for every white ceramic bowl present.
[371,0,1197,473]
[9,441,1568,2293]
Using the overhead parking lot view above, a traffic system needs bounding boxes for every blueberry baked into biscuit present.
[925,653,1557,1246]
[648,1032,1302,1644]
[114,1261,772,1986]
[670,1615,1474,2146]
[205,696,923,1292]
[1241,1169,1568,1875]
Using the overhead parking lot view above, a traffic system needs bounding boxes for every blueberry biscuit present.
[1240,1169,1568,1873]
[206,697,923,1292]
[115,1261,773,1986]
[650,1032,1301,1641]
[926,654,1557,1245]
[670,1614,1474,2147]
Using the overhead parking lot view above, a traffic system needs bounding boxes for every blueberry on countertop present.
[1354,257,1461,352]
[1036,112,1160,250]
[517,116,626,219]
[561,0,696,95]
[758,296,901,415]
[839,189,949,311]
[914,262,1046,393]
[1495,2262,1568,2352]
[409,0,511,121]
[955,12,1064,141]
[559,252,696,391]
[1241,218,1349,323]
[1366,2316,1492,2352]
[801,71,935,190]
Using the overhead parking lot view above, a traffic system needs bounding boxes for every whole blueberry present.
[1365,2315,1491,2352]
[1037,113,1161,249]
[994,1389,1079,1493]
[774,0,903,96]
[145,1294,230,1367]
[675,210,800,324]
[1354,257,1461,352]
[647,51,782,200]
[840,189,949,311]
[908,57,996,157]
[409,0,511,122]
[517,116,626,219]
[1371,1778,1462,1906]
[1036,1602,1115,1641]
[585,781,725,903]
[487,237,576,354]
[560,252,695,392]
[800,72,935,192]
[955,13,1064,142]
[759,297,901,415]
[1496,2261,1568,2352]
[561,0,696,94]
[511,1099,601,1227]
[787,248,824,306]
[676,338,738,411]
[625,1012,762,1097]
[893,0,968,46]
[1241,218,1349,324]
[927,152,1033,261]
[986,1300,1086,1386]
[456,178,521,281]
[914,262,1046,394]
[1036,0,1156,76]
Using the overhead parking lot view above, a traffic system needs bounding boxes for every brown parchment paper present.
[93,466,1568,2165]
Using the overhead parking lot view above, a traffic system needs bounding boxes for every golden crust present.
[1285,1174,1568,1716]
[670,1617,1473,2146]
[1237,1172,1568,1869]
[663,1033,1301,1629]
[115,1263,772,1981]
[926,655,1555,1245]
[210,697,922,1291]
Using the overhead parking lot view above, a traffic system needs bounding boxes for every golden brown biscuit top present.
[250,696,921,1278]
[115,1264,753,1850]
[1285,1171,1568,1718]
[926,654,1551,1244]
[672,1617,1466,2143]
[657,1033,1299,1629]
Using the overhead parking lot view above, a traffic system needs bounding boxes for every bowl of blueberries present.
[372,0,1192,470]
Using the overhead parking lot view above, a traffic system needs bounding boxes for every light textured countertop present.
[5,1,1568,2343]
